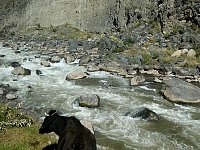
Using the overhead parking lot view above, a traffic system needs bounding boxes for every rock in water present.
[66,71,88,80]
[161,78,200,104]
[11,66,31,75]
[73,94,100,108]
[125,107,159,121]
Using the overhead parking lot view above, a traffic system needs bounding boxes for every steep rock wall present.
[0,0,199,32]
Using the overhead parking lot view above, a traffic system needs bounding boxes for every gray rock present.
[64,54,75,63]
[11,66,31,75]
[161,78,200,104]
[6,93,18,100]
[79,55,91,66]
[50,56,60,63]
[130,76,145,85]
[66,71,88,80]
[74,94,100,108]
[125,107,159,121]
[87,65,100,72]
[0,88,4,95]
[171,50,182,57]
[41,61,51,67]
[187,49,196,57]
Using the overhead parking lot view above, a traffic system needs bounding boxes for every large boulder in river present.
[66,71,88,80]
[125,107,159,121]
[161,78,200,104]
[11,66,31,75]
[73,94,100,108]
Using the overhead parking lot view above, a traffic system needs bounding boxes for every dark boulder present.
[125,107,159,121]
[11,62,21,68]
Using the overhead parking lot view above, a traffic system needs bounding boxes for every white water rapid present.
[0,43,200,150]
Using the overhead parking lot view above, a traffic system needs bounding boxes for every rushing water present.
[0,43,200,150]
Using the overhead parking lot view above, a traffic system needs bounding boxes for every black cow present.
[39,110,97,150]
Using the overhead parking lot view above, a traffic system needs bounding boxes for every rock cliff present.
[0,0,199,32]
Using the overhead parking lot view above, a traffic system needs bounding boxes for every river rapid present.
[0,43,200,150]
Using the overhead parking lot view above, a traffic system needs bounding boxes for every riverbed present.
[0,43,200,150]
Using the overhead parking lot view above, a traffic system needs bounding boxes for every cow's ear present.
[48,109,57,116]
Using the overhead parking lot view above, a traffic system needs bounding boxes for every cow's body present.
[39,110,97,150]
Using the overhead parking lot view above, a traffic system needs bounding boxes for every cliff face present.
[0,0,199,32]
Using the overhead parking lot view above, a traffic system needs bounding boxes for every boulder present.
[6,93,18,100]
[36,70,42,75]
[187,49,196,57]
[11,62,21,68]
[87,65,100,72]
[0,88,4,95]
[41,61,51,67]
[130,76,145,85]
[154,77,162,83]
[171,50,182,57]
[66,71,88,80]
[125,107,159,121]
[0,54,5,57]
[50,56,60,63]
[79,55,91,66]
[64,54,75,63]
[161,78,200,104]
[11,66,31,75]
[73,94,100,108]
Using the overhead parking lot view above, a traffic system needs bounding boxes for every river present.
[0,43,200,150]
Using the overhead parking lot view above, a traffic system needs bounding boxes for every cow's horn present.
[51,110,57,116]
[45,112,49,116]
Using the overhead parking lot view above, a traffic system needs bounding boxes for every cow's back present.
[57,122,97,150]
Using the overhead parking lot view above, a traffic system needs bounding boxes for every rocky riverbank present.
[1,20,200,104]
[0,19,200,149]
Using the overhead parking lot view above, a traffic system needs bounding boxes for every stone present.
[64,54,75,64]
[36,70,42,75]
[171,50,182,57]
[87,65,100,72]
[50,56,60,63]
[0,88,4,95]
[11,66,31,75]
[182,49,188,54]
[154,77,162,83]
[66,71,88,80]
[11,62,21,68]
[130,76,145,85]
[6,93,18,100]
[74,94,100,108]
[125,107,159,121]
[41,61,51,67]
[187,49,196,57]
[161,78,200,104]
[79,55,91,66]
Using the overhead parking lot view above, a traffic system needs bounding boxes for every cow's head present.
[39,109,59,134]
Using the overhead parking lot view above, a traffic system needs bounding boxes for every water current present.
[0,43,200,150]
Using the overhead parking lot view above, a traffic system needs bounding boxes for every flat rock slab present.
[161,78,200,104]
